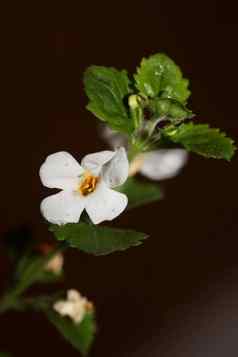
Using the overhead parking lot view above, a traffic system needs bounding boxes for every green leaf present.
[118,177,162,209]
[14,255,48,294]
[14,249,63,295]
[134,53,190,103]
[151,98,193,120]
[0,353,11,357]
[84,66,134,133]
[47,310,96,356]
[165,123,236,160]
[50,223,147,255]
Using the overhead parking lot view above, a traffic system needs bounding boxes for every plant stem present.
[0,241,68,314]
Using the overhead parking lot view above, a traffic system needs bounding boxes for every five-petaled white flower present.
[40,148,129,225]
[53,289,93,324]
[102,126,188,181]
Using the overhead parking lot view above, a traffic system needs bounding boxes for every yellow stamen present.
[78,172,100,196]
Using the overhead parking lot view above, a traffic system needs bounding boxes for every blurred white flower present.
[45,253,64,275]
[101,126,188,181]
[129,149,188,180]
[40,148,129,225]
[53,289,93,324]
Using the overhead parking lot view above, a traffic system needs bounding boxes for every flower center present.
[78,172,100,196]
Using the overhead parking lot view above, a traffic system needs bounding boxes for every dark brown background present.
[1,1,238,356]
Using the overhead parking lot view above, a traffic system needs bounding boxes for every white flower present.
[53,289,92,324]
[129,149,188,180]
[45,253,64,275]
[40,148,129,225]
[101,126,188,181]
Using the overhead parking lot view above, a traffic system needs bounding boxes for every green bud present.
[128,94,141,110]
[128,94,143,129]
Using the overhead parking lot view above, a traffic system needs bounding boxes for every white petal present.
[85,182,128,224]
[40,191,85,225]
[102,147,129,188]
[45,253,63,274]
[81,150,115,175]
[54,289,87,324]
[54,301,73,316]
[140,149,188,181]
[68,290,82,301]
[40,151,84,190]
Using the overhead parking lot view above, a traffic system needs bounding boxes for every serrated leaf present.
[47,311,96,356]
[134,53,190,103]
[165,123,236,160]
[50,223,147,255]
[118,177,162,209]
[84,66,134,133]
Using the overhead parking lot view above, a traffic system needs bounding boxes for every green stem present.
[0,241,68,314]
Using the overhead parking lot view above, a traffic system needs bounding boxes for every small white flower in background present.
[45,253,64,275]
[37,243,64,275]
[101,126,188,181]
[129,149,188,180]
[53,289,93,324]
[39,148,129,225]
